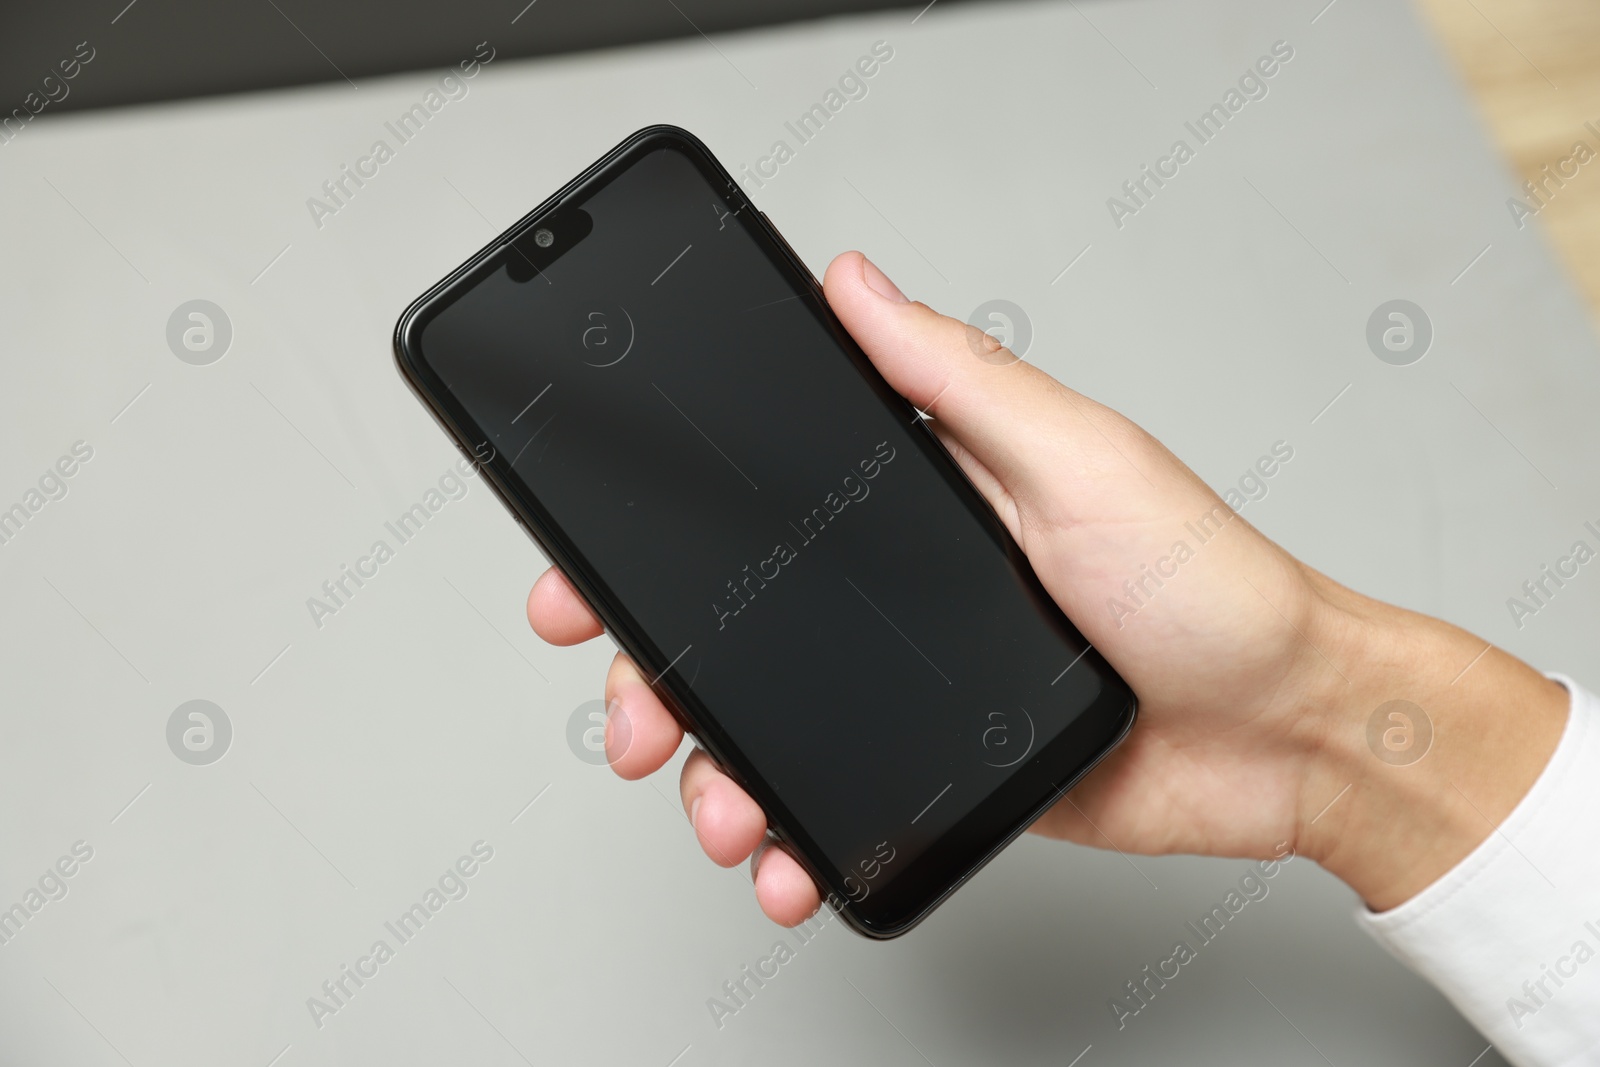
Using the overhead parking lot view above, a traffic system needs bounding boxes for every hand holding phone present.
[397,127,1351,936]
[405,124,1589,1067]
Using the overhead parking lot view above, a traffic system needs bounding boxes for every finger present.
[821,250,1164,511]
[752,844,824,927]
[602,653,683,780]
[679,749,768,868]
[527,566,604,645]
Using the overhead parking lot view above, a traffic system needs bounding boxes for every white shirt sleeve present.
[1357,673,1600,1067]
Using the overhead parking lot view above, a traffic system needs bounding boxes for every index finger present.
[526,566,605,645]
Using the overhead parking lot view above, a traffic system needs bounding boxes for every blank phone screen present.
[406,135,1125,929]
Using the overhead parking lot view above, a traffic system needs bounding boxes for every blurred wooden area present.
[1417,0,1600,325]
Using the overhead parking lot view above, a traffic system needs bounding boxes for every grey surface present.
[0,0,992,114]
[0,0,1592,1063]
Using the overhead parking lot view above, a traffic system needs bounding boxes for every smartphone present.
[394,125,1136,938]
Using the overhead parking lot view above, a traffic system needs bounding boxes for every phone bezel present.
[393,124,1137,939]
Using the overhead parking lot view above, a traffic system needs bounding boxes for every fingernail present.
[605,697,632,764]
[861,255,908,303]
[690,795,702,830]
[749,838,771,880]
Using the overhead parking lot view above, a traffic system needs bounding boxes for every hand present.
[528,251,1569,922]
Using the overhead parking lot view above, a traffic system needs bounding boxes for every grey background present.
[0,0,985,113]
[1,0,1594,1063]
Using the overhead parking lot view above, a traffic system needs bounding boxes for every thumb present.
[821,250,1149,507]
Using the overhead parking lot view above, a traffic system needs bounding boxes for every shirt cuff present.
[1356,673,1600,1067]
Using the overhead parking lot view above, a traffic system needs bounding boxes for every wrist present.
[1291,577,1569,911]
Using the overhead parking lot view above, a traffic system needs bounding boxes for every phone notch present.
[504,204,595,282]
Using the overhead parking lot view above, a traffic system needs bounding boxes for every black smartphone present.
[394,125,1136,938]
